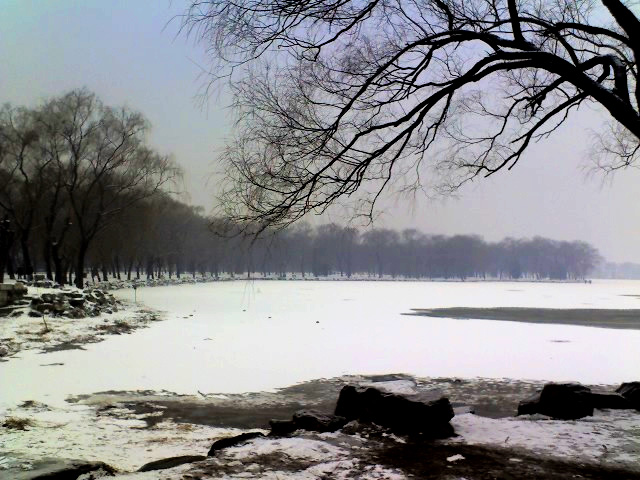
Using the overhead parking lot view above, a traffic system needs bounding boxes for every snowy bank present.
[0,285,161,360]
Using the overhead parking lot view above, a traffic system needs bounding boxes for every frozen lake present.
[2,280,640,408]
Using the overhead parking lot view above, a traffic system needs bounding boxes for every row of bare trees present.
[249,225,601,280]
[106,216,602,281]
[0,89,181,287]
[2,183,601,282]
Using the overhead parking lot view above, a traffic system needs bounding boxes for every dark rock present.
[269,410,347,436]
[52,302,66,314]
[64,292,84,300]
[517,383,593,420]
[208,431,265,456]
[269,419,297,436]
[616,382,640,409]
[41,293,54,303]
[340,420,367,435]
[35,302,54,313]
[66,307,85,319]
[334,385,455,437]
[517,391,542,416]
[23,459,116,479]
[589,391,632,410]
[28,310,43,318]
[137,455,206,472]
[68,297,85,308]
[291,410,348,433]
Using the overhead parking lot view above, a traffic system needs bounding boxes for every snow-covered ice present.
[449,409,640,469]
[1,279,639,477]
[2,279,639,408]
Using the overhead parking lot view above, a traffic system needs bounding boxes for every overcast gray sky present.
[2,0,639,263]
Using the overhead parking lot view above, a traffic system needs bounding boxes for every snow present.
[447,454,466,462]
[1,279,639,477]
[0,399,232,472]
[360,380,418,396]
[0,302,154,357]
[449,410,640,469]
[105,430,408,479]
[227,437,347,461]
[3,279,639,408]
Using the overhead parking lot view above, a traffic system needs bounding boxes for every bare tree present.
[182,0,640,228]
[47,90,182,287]
[0,105,49,278]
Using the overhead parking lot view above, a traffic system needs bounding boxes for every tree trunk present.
[127,258,133,281]
[75,242,89,289]
[0,228,11,283]
[43,241,53,280]
[20,232,34,280]
[7,253,15,280]
[52,242,65,285]
[114,255,122,280]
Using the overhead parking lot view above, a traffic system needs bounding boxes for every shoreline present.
[8,274,605,294]
[1,375,638,479]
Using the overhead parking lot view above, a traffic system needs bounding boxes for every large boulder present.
[334,385,455,437]
[292,410,347,432]
[269,419,297,436]
[517,383,593,419]
[616,382,640,410]
[269,410,347,436]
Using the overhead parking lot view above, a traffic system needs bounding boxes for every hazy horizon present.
[2,0,639,263]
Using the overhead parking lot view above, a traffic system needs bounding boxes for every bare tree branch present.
[182,0,640,230]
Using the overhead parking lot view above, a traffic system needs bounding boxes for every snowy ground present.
[1,280,640,478]
[0,291,159,359]
[1,376,638,478]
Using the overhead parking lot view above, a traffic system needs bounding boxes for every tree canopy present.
[182,0,640,229]
[0,90,181,286]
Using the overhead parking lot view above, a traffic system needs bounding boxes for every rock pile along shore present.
[20,288,120,319]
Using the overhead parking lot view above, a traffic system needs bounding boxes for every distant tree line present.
[229,225,601,281]
[1,91,601,286]
[1,191,600,283]
[594,262,640,279]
